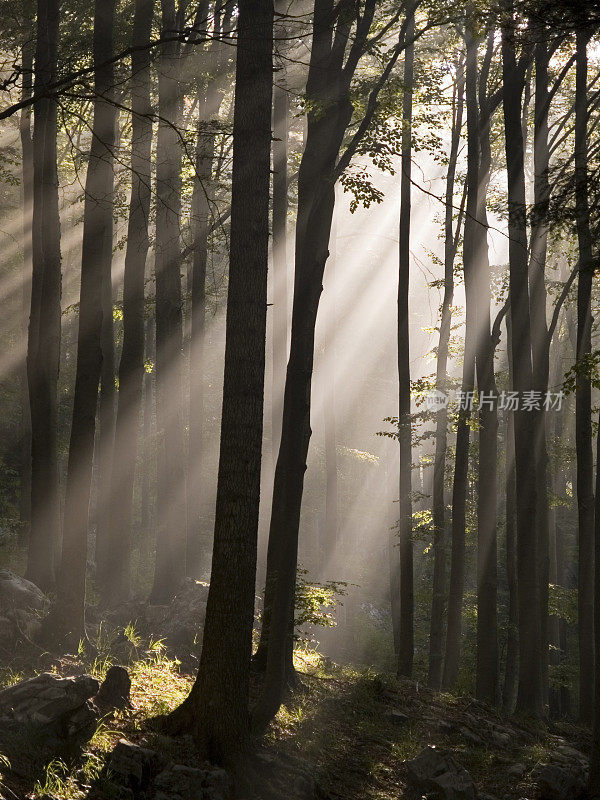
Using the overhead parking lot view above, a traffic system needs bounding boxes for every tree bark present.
[530,28,551,712]
[590,408,600,792]
[141,316,155,546]
[102,0,154,605]
[575,26,595,725]
[502,9,542,716]
[19,32,34,538]
[428,53,464,691]
[503,404,519,712]
[52,0,117,644]
[464,17,499,705]
[252,0,377,727]
[253,0,390,696]
[323,202,338,567]
[272,0,289,468]
[187,2,232,578]
[151,0,189,603]
[396,8,415,679]
[166,0,273,765]
[26,0,62,592]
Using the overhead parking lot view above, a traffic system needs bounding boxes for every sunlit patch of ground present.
[0,638,592,800]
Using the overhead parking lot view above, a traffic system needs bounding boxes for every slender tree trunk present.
[503,405,519,712]
[442,360,475,687]
[26,0,62,592]
[590,409,600,793]
[428,58,463,691]
[272,4,289,467]
[442,29,477,692]
[502,10,542,716]
[166,0,273,765]
[19,33,34,538]
[324,205,338,566]
[252,0,381,693]
[188,4,231,577]
[396,9,415,679]
[253,0,291,673]
[575,27,595,725]
[548,344,562,717]
[466,17,498,705]
[151,0,188,602]
[96,202,117,585]
[102,0,154,604]
[530,29,551,712]
[51,0,117,644]
[252,0,376,726]
[141,316,155,547]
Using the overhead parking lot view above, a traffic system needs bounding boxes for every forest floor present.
[0,636,591,800]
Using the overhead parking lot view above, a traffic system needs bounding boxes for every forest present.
[0,0,598,797]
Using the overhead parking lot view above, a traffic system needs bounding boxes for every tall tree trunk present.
[590,409,600,792]
[473,29,499,703]
[253,0,292,673]
[166,0,273,765]
[102,0,154,604]
[502,9,542,716]
[548,342,563,717]
[465,17,499,705]
[530,28,551,712]
[141,316,155,547]
[252,0,377,727]
[503,404,519,712]
[19,32,34,537]
[51,0,117,644]
[272,0,289,468]
[428,55,464,691]
[151,0,188,603]
[323,203,338,566]
[396,9,415,679]
[442,351,475,687]
[187,2,231,578]
[253,0,373,680]
[26,0,62,592]
[96,206,117,586]
[575,27,595,725]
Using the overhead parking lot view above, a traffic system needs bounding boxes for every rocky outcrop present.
[107,739,163,794]
[404,746,477,800]
[147,579,209,651]
[154,763,232,800]
[103,578,209,657]
[0,570,49,651]
[532,762,588,800]
[0,672,100,775]
[0,672,98,738]
[103,739,232,800]
[94,665,132,710]
[0,570,48,612]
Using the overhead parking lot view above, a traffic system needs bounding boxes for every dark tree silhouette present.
[166,0,274,765]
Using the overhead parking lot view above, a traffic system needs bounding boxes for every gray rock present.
[95,665,132,710]
[0,672,98,742]
[404,746,477,800]
[555,745,588,764]
[108,739,161,792]
[532,763,587,800]
[0,570,48,612]
[160,580,208,649]
[154,764,232,800]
